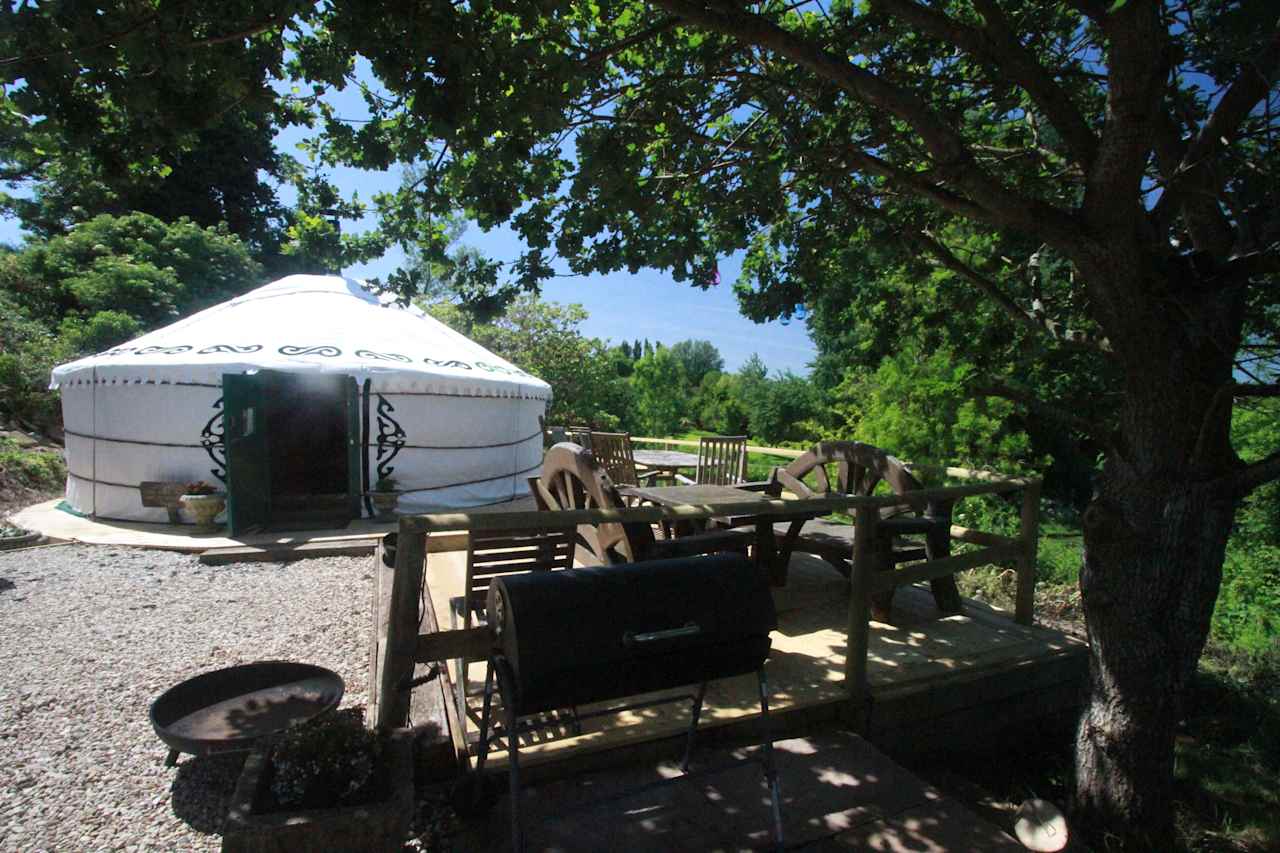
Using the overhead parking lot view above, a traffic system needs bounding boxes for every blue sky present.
[2,64,818,375]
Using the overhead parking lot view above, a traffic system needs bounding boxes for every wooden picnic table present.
[632,448,700,477]
[618,483,816,586]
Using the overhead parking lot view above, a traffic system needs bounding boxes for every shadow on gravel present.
[170,752,248,835]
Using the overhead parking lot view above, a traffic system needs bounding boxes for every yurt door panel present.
[344,376,362,521]
[223,373,271,535]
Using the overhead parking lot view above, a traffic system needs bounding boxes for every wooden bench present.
[140,481,188,523]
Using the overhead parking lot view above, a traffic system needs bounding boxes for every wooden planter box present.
[222,729,415,853]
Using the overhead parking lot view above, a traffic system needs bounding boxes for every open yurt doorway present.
[223,370,361,534]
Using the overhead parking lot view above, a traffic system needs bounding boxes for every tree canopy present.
[0,212,261,427]
[0,1,384,273]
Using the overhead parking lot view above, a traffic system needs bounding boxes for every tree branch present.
[1227,449,1280,497]
[188,17,288,47]
[1158,18,1280,253]
[1060,0,1112,25]
[1083,0,1169,233]
[584,16,680,65]
[836,146,994,223]
[914,230,1113,354]
[649,0,1084,248]
[1194,382,1280,467]
[1209,246,1280,285]
[873,0,1098,169]
[973,380,1113,445]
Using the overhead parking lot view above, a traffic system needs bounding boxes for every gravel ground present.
[0,544,373,851]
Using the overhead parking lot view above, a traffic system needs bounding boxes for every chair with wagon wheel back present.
[760,441,962,621]
[530,442,754,567]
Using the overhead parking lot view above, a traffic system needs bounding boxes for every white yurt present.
[50,275,550,532]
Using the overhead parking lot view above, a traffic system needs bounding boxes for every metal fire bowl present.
[149,661,344,760]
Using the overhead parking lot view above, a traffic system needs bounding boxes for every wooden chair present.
[762,441,962,620]
[581,430,660,488]
[539,415,569,448]
[450,523,577,732]
[532,442,753,566]
[676,435,748,486]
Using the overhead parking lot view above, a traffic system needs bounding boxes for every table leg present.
[755,519,784,586]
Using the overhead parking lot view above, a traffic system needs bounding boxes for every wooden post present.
[377,522,426,729]
[367,537,390,726]
[1015,480,1043,626]
[926,499,963,614]
[845,505,879,730]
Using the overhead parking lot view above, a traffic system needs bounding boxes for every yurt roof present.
[50,275,551,399]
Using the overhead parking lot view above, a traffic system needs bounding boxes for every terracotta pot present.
[221,729,415,853]
[180,493,226,532]
[369,491,399,521]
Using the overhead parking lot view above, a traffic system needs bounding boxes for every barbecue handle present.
[624,622,702,646]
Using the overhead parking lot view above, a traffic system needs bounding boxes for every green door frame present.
[224,370,362,535]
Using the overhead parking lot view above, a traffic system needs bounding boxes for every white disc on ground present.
[1014,798,1068,852]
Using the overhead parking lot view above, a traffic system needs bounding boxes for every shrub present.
[269,707,384,810]
[1213,545,1280,658]
[0,438,67,491]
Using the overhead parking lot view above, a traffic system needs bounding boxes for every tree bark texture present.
[1072,272,1244,849]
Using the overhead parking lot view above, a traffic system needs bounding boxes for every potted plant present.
[369,476,399,521]
[0,519,41,551]
[180,480,226,532]
[222,708,414,853]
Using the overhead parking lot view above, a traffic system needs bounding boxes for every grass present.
[1172,645,1280,851]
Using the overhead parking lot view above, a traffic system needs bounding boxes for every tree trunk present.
[1071,275,1243,849]
[1074,470,1233,849]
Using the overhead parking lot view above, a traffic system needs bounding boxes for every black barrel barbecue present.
[472,551,784,850]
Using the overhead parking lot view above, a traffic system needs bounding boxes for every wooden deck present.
[422,547,1087,773]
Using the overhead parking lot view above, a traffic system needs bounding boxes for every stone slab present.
[454,731,1022,851]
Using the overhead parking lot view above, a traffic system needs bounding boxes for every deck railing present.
[376,472,1041,729]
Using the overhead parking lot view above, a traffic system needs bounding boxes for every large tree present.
[669,338,725,386]
[309,2,1280,846]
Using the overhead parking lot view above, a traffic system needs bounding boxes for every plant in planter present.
[180,480,226,532]
[223,708,414,853]
[369,476,399,521]
[0,519,41,550]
